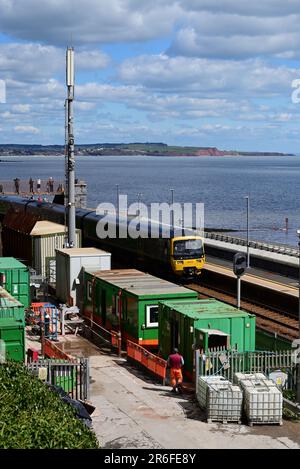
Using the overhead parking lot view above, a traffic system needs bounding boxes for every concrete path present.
[89,353,300,449]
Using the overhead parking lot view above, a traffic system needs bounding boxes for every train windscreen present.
[173,239,203,259]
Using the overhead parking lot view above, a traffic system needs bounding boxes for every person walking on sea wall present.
[167,348,184,394]
[14,177,20,195]
[48,177,54,193]
[29,177,34,193]
[36,178,41,193]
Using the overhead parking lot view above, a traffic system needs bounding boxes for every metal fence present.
[27,357,90,401]
[196,349,296,389]
[204,231,299,257]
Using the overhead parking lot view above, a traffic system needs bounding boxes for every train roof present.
[85,268,197,298]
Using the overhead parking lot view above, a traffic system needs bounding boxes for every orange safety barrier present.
[31,302,48,315]
[127,340,167,381]
[111,331,119,348]
[44,339,73,361]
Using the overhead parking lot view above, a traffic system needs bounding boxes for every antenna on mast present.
[65,46,76,248]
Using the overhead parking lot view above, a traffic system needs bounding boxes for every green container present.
[0,257,30,307]
[83,269,198,349]
[0,320,25,362]
[0,286,25,325]
[158,298,256,378]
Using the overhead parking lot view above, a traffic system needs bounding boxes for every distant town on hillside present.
[0,143,294,157]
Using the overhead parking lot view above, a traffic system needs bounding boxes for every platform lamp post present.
[170,189,174,232]
[297,229,300,402]
[244,195,250,268]
[116,184,119,218]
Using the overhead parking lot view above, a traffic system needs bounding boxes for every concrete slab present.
[88,353,300,449]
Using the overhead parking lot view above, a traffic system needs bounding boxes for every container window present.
[87,281,92,301]
[112,295,119,316]
[146,305,158,328]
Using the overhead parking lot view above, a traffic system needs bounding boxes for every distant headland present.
[0,143,294,157]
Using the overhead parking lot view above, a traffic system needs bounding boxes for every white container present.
[241,379,283,425]
[55,247,111,307]
[197,376,243,423]
[197,375,229,408]
[233,372,267,385]
[31,221,81,278]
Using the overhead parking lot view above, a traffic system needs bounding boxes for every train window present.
[173,239,203,259]
[146,305,159,328]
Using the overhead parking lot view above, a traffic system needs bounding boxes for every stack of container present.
[0,286,25,362]
[234,372,283,426]
[197,375,243,424]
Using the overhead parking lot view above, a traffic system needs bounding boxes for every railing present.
[204,231,299,258]
[127,340,167,383]
[196,349,296,389]
[81,318,122,356]
[44,339,73,361]
[27,357,90,401]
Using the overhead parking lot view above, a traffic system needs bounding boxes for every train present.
[0,195,205,279]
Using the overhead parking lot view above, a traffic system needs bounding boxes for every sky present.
[1,0,300,152]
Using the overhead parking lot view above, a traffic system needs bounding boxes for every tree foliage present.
[0,362,99,449]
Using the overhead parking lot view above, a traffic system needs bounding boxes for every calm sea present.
[1,154,299,246]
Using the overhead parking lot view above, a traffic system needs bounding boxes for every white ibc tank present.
[241,379,283,425]
[233,372,267,385]
[197,376,243,423]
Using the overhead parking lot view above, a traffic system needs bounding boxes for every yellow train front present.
[170,236,205,278]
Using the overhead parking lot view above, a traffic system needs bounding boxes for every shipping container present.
[158,298,256,379]
[83,269,198,349]
[56,247,111,307]
[0,257,30,307]
[0,320,25,362]
[0,286,25,324]
[197,376,243,423]
[2,217,81,279]
[30,221,81,279]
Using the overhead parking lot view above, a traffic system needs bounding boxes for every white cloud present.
[0,0,180,45]
[118,54,297,96]
[0,43,109,82]
[12,104,31,113]
[14,125,40,134]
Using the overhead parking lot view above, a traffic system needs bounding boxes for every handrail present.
[82,317,122,356]
[204,232,299,258]
[127,339,167,383]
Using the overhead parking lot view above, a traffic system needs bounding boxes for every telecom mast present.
[65,47,76,247]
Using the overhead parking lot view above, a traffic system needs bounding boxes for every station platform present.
[205,256,299,296]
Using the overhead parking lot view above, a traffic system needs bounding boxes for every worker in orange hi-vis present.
[167,348,184,394]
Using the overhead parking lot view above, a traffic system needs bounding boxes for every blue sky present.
[0,0,300,152]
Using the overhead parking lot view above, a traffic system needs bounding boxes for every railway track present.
[186,282,298,342]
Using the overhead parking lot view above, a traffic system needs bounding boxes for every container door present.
[170,318,179,350]
[0,326,24,362]
[101,289,107,326]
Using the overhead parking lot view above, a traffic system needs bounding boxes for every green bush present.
[0,361,99,449]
